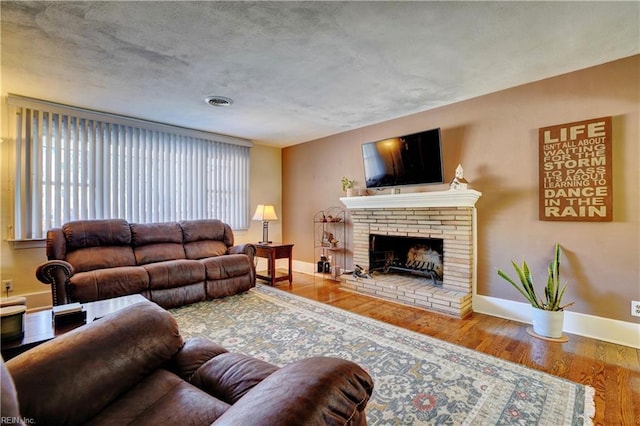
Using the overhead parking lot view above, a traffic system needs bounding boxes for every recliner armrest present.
[188,351,279,405]
[170,337,229,381]
[228,243,256,260]
[211,357,374,426]
[35,260,75,305]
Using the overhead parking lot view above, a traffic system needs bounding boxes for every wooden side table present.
[255,243,294,286]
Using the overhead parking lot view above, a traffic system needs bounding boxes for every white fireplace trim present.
[339,189,482,210]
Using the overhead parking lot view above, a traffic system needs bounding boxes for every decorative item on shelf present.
[497,243,574,341]
[252,204,278,244]
[323,255,332,273]
[341,177,356,197]
[321,231,334,247]
[450,164,468,190]
[317,255,327,273]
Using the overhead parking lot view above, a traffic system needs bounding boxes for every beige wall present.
[0,98,282,307]
[283,55,639,323]
[237,143,283,246]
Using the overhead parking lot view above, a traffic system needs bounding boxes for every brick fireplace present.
[340,190,481,317]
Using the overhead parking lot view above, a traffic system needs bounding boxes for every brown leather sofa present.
[1,301,374,425]
[36,219,256,309]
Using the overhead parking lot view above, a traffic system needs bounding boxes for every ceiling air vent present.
[204,96,233,107]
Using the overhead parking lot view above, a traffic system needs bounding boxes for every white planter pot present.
[531,307,565,338]
[346,188,355,197]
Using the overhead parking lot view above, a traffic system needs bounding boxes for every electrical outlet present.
[2,279,14,292]
[632,301,640,318]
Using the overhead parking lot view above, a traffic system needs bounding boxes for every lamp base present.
[260,221,271,245]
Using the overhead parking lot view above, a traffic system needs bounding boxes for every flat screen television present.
[362,128,444,189]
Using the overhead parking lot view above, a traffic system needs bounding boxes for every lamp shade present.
[252,204,278,222]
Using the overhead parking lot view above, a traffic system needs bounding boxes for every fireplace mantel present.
[340,189,482,210]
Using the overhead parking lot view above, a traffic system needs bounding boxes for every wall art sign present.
[539,116,612,221]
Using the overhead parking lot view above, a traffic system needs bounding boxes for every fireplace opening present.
[369,234,444,285]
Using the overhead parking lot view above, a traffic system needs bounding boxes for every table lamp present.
[252,204,277,244]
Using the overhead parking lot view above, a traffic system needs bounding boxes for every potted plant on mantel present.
[341,177,356,197]
[497,243,574,340]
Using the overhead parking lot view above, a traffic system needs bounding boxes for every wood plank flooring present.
[268,273,640,426]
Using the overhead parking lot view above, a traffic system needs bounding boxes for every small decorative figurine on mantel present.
[450,164,468,190]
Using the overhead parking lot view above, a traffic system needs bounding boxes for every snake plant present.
[497,243,574,311]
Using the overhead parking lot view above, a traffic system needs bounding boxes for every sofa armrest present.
[228,243,255,261]
[211,357,373,426]
[35,260,75,305]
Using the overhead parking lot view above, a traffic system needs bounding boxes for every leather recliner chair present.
[1,302,373,425]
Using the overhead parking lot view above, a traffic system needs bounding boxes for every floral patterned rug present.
[170,285,595,425]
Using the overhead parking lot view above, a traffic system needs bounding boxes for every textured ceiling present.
[1,1,638,146]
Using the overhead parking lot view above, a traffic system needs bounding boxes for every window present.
[9,95,251,240]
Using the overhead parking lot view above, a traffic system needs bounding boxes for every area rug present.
[170,285,595,425]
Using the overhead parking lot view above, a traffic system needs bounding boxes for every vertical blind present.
[9,95,251,240]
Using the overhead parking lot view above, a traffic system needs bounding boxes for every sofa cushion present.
[181,219,234,245]
[181,220,233,259]
[149,284,207,310]
[143,260,205,289]
[88,369,228,426]
[180,219,225,242]
[131,222,186,264]
[130,222,183,246]
[206,277,254,299]
[134,243,187,265]
[67,246,137,273]
[63,219,131,250]
[200,254,251,280]
[69,266,149,302]
[184,240,228,260]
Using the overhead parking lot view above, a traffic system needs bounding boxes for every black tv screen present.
[362,128,444,189]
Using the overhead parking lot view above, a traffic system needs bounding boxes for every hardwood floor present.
[270,273,640,426]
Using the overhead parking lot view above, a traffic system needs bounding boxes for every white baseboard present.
[293,260,316,275]
[473,294,640,349]
[293,261,640,349]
